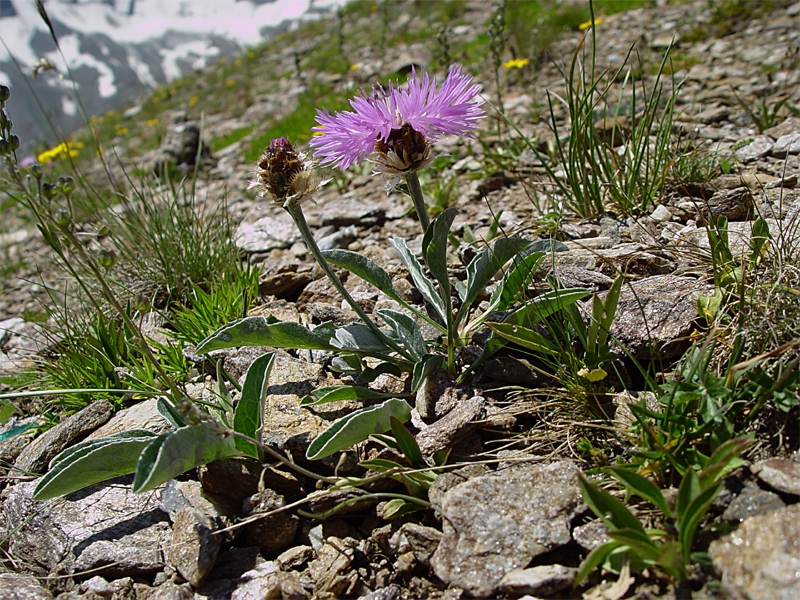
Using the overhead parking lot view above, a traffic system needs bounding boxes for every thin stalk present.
[405,171,430,232]
[284,201,415,362]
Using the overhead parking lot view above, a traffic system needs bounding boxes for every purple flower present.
[310,64,484,171]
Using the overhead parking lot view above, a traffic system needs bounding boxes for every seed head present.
[249,137,327,207]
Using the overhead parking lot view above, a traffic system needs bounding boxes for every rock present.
[554,243,673,277]
[735,136,774,162]
[398,523,442,568]
[709,504,800,600]
[14,399,113,474]
[316,195,394,227]
[278,570,310,600]
[235,213,300,252]
[164,507,221,587]
[358,585,402,600]
[0,573,53,600]
[317,224,358,251]
[650,204,673,222]
[722,482,786,522]
[698,187,754,222]
[416,395,486,456]
[613,390,661,430]
[484,356,549,387]
[276,545,314,572]
[431,461,582,597]
[602,275,715,360]
[307,537,359,599]
[258,264,313,299]
[573,519,611,552]
[242,489,299,557]
[151,114,212,174]
[207,546,264,581]
[0,415,39,467]
[752,457,800,495]
[197,561,282,600]
[2,477,169,577]
[498,565,578,596]
[87,397,170,440]
[772,132,800,158]
[763,117,800,138]
[427,463,492,509]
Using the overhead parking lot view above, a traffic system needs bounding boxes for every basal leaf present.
[132,426,240,493]
[305,398,413,460]
[411,354,445,392]
[390,237,445,321]
[156,397,185,429]
[323,249,402,302]
[423,207,458,299]
[33,431,158,500]
[390,416,425,469]
[578,473,647,534]
[607,466,672,519]
[677,483,721,562]
[487,322,560,355]
[195,317,337,354]
[301,385,398,406]
[377,309,427,360]
[574,540,625,586]
[332,324,393,352]
[233,352,275,458]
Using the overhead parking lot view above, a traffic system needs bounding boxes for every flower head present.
[309,64,484,171]
[249,137,326,207]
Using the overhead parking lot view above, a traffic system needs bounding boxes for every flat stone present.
[307,537,358,598]
[613,390,661,430]
[484,356,549,387]
[722,482,785,522]
[573,519,611,552]
[14,399,114,473]
[735,136,774,162]
[164,507,221,587]
[498,564,578,596]
[196,561,281,600]
[316,195,394,227]
[235,213,300,252]
[710,504,800,600]
[0,573,53,600]
[698,187,754,222]
[87,397,171,440]
[763,117,800,138]
[398,523,442,567]
[416,395,486,455]
[773,132,800,158]
[242,489,299,557]
[2,477,169,577]
[431,461,581,598]
[752,457,800,495]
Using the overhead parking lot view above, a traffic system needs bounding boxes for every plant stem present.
[284,201,415,362]
[405,171,430,232]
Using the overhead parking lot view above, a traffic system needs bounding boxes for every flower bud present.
[30,163,43,179]
[57,176,75,195]
[0,139,9,155]
[0,85,9,102]
[132,293,151,313]
[52,208,72,230]
[42,182,58,199]
[7,134,19,151]
[97,248,117,271]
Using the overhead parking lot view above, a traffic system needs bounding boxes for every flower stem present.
[284,201,415,362]
[405,171,430,232]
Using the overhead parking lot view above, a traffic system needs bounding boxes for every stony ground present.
[1,1,800,599]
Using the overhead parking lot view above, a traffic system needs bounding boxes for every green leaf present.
[506,288,590,328]
[0,422,37,442]
[332,324,393,352]
[579,473,647,534]
[423,207,458,299]
[377,309,427,360]
[156,397,185,429]
[606,528,662,561]
[331,354,362,373]
[411,354,445,392]
[676,468,701,520]
[699,436,752,489]
[458,237,532,324]
[574,540,625,586]
[33,431,158,500]
[656,541,688,581]
[132,426,240,493]
[487,322,560,355]
[305,398,413,460]
[677,483,721,562]
[390,416,425,468]
[323,249,402,302]
[359,361,404,383]
[195,317,336,354]
[607,466,673,519]
[390,237,445,321]
[749,217,770,262]
[301,385,399,406]
[233,352,275,458]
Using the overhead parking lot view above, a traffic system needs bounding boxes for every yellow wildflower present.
[189,95,199,107]
[578,18,603,30]
[503,58,530,69]
[226,78,235,88]
[350,64,359,71]
[116,127,128,136]
[146,118,159,126]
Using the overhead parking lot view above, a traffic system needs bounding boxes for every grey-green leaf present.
[323,249,401,302]
[423,207,458,298]
[132,426,239,493]
[33,432,158,500]
[377,309,427,360]
[306,398,413,460]
[390,237,445,321]
[301,385,399,406]
[234,352,275,458]
[332,325,393,352]
[195,317,336,354]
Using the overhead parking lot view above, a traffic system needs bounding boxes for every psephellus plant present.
[195,64,589,461]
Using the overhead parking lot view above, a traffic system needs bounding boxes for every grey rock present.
[427,463,491,510]
[0,415,39,467]
[698,187,754,222]
[752,457,800,495]
[613,390,661,430]
[278,570,310,600]
[86,397,170,440]
[651,204,673,222]
[722,482,785,522]
[398,523,442,568]
[0,573,53,600]
[258,264,313,299]
[710,504,800,600]
[164,507,221,587]
[317,224,358,251]
[207,546,264,581]
[573,520,611,552]
[773,132,800,158]
[276,545,314,571]
[498,565,578,596]
[552,265,615,292]
[416,395,486,456]
[242,489,299,557]
[151,115,212,174]
[603,275,715,360]
[431,461,582,597]
[2,478,169,577]
[317,195,393,227]
[235,213,300,252]
[554,243,673,276]
[145,581,194,600]
[196,561,281,600]
[484,356,549,387]
[307,537,359,599]
[14,399,113,473]
[763,117,800,138]
[358,585,402,600]
[735,136,774,162]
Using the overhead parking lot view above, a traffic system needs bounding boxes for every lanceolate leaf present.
[195,317,337,354]
[377,309,427,360]
[390,237,445,321]
[233,352,275,458]
[332,324,393,352]
[487,322,560,355]
[423,207,458,299]
[301,385,399,406]
[32,431,159,500]
[132,426,240,493]
[578,473,647,534]
[306,398,413,460]
[323,250,402,302]
[607,466,672,519]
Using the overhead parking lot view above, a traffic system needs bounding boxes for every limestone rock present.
[235,213,300,252]
[87,397,170,440]
[164,507,221,587]
[498,564,578,596]
[431,461,581,597]
[415,395,485,456]
[752,457,800,495]
[722,482,785,523]
[242,489,299,557]
[0,573,53,600]
[710,504,800,600]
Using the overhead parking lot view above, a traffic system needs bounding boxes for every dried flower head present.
[249,137,326,207]
[309,64,484,173]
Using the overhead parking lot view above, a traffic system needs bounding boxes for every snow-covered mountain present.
[0,0,345,152]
